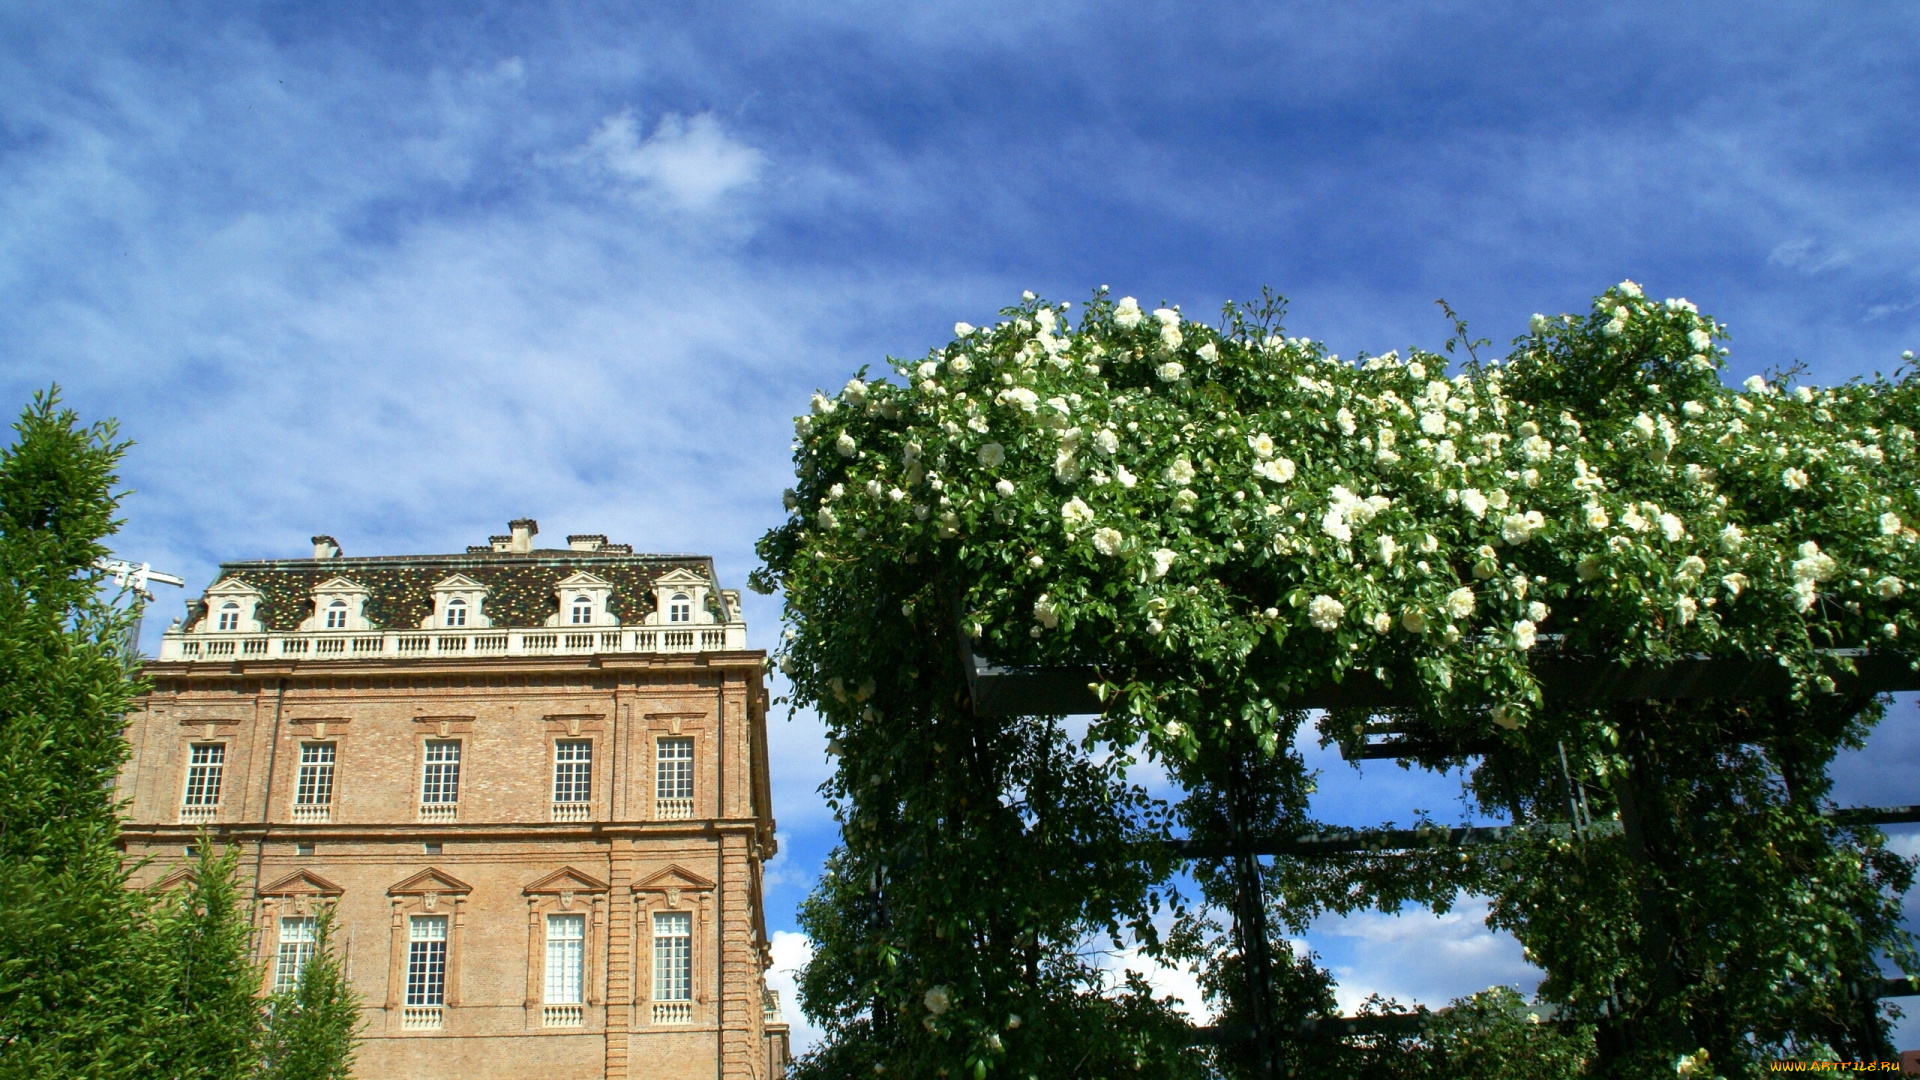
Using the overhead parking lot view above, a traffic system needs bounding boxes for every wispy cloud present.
[569,110,765,211]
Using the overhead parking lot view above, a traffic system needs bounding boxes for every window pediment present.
[631,864,716,893]
[300,576,374,632]
[196,578,264,634]
[260,869,345,898]
[547,570,617,628]
[525,867,611,896]
[423,575,491,630]
[389,867,473,897]
[645,568,714,627]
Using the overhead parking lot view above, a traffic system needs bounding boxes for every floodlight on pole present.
[95,557,187,602]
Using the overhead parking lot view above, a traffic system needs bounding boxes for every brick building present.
[118,521,791,1079]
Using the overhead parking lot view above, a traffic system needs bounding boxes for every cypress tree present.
[0,389,155,1079]
[259,905,361,1080]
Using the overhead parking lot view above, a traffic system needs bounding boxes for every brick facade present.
[119,527,791,1079]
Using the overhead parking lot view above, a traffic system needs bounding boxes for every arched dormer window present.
[218,603,240,631]
[324,600,348,629]
[445,598,468,628]
[571,596,593,625]
[669,593,692,624]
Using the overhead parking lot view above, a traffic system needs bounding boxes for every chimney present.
[311,535,342,559]
[508,518,538,554]
[568,534,608,552]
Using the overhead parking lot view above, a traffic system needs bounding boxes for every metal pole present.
[1224,753,1279,1079]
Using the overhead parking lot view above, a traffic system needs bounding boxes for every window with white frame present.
[421,741,460,805]
[324,600,348,629]
[217,603,240,631]
[295,743,335,808]
[668,593,691,623]
[406,915,448,1006]
[570,596,593,624]
[444,598,467,627]
[652,911,692,1002]
[275,916,317,991]
[545,913,585,1004]
[183,744,225,806]
[554,741,591,804]
[656,738,693,802]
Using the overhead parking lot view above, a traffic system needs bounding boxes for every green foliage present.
[0,390,357,1080]
[0,389,156,1079]
[259,906,361,1080]
[145,841,268,1080]
[759,286,1920,1074]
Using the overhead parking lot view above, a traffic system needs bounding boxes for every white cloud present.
[1310,895,1540,1014]
[767,930,822,1054]
[574,110,765,210]
[1095,944,1212,1022]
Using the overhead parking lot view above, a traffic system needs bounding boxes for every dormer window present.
[570,597,593,624]
[669,594,692,624]
[446,599,468,627]
[324,601,348,629]
[217,604,240,631]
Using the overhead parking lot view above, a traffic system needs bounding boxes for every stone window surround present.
[631,867,716,1024]
[384,868,472,1034]
[254,870,344,997]
[522,867,611,1031]
[647,714,704,820]
[544,714,605,815]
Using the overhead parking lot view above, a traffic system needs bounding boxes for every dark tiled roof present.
[184,550,718,632]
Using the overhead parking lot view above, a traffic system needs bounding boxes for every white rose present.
[1675,555,1706,581]
[1157,361,1185,381]
[1152,307,1180,327]
[924,986,951,1015]
[1249,433,1275,458]
[1781,467,1809,490]
[1881,512,1903,536]
[1114,297,1143,328]
[1631,413,1656,441]
[1307,594,1346,631]
[1688,328,1711,351]
[1255,458,1294,483]
[1674,596,1697,625]
[1032,595,1058,629]
[1529,313,1548,333]
[1511,620,1537,651]
[1196,342,1218,362]
[1719,524,1745,552]
[995,479,1015,497]
[1151,548,1177,579]
[979,442,1006,467]
[1337,408,1357,436]
[1584,504,1610,530]
[954,322,974,337]
[835,432,858,458]
[918,361,940,380]
[1527,601,1548,623]
[782,489,798,511]
[1167,458,1196,485]
[816,507,838,529]
[1744,375,1768,394]
[950,355,973,374]
[1320,507,1353,542]
[888,487,905,502]
[1520,435,1553,463]
[1721,573,1747,598]
[1658,513,1685,543]
[1376,535,1398,565]
[1401,609,1428,634]
[1061,498,1094,528]
[1876,576,1905,599]
[1445,587,1476,619]
[811,392,836,415]
[1094,429,1119,456]
[1091,527,1124,555]
[1173,488,1198,511]
[1116,465,1137,488]
[1458,488,1489,520]
[1371,612,1392,634]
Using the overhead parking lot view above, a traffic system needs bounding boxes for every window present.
[554,741,592,803]
[545,914,585,1005]
[656,738,693,803]
[275,916,317,991]
[668,593,691,623]
[217,603,240,631]
[296,842,315,856]
[406,916,448,1006]
[295,743,335,808]
[652,911,692,1002]
[421,741,460,805]
[445,598,467,627]
[570,596,593,624]
[423,842,443,855]
[324,600,347,629]
[184,744,225,806]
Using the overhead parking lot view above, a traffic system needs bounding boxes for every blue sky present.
[7,0,1920,1051]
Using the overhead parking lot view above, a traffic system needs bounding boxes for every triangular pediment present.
[652,568,708,587]
[554,570,611,589]
[524,866,612,895]
[149,867,198,893]
[260,869,345,897]
[388,867,473,896]
[432,573,487,591]
[631,863,716,892]
[206,577,261,597]
[312,576,369,595]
